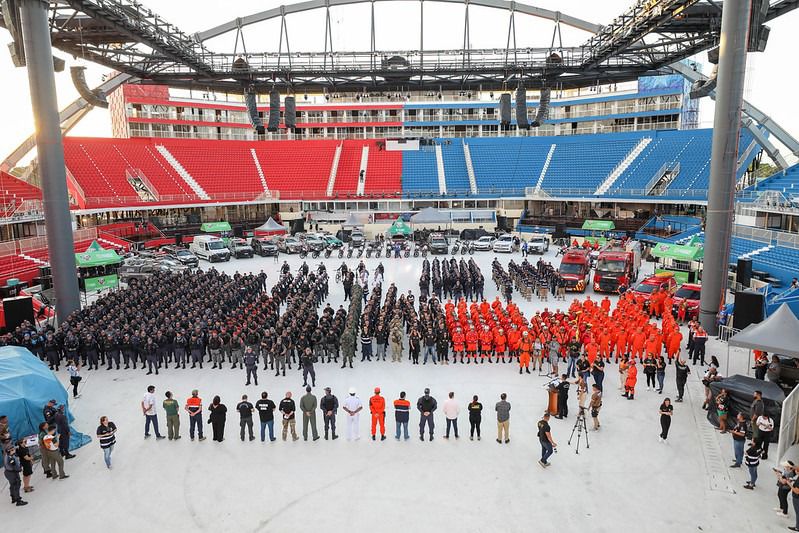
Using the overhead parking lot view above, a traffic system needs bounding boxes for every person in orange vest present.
[369,387,386,441]
[677,302,687,323]
[585,339,599,366]
[480,326,493,364]
[519,331,533,375]
[494,328,507,363]
[465,327,479,364]
[631,328,646,360]
[624,359,638,400]
[599,328,611,362]
[600,296,611,314]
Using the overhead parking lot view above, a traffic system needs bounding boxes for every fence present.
[18,227,97,254]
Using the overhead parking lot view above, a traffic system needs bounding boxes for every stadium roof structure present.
[2,0,797,93]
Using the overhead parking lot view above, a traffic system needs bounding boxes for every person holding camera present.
[589,384,602,431]
[775,461,797,519]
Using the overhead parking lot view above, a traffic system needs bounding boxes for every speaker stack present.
[515,84,529,130]
[284,96,296,130]
[733,289,765,330]
[499,94,511,128]
[3,295,34,331]
[736,258,753,288]
[267,90,280,132]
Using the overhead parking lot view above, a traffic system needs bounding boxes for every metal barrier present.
[717,325,740,343]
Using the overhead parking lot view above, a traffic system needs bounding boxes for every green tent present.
[582,220,615,231]
[85,240,104,252]
[388,217,412,237]
[200,221,232,233]
[74,248,122,268]
[651,243,704,262]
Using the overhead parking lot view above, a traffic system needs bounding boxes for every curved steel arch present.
[193,0,602,43]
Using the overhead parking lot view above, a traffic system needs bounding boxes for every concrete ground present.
[1,246,785,533]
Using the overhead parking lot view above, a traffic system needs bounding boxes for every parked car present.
[671,283,702,320]
[632,273,678,304]
[472,235,496,251]
[302,233,327,252]
[322,234,344,248]
[159,245,199,267]
[118,258,187,283]
[493,234,518,253]
[189,235,230,262]
[429,233,449,254]
[250,237,279,257]
[527,233,550,254]
[227,237,254,259]
[278,236,305,254]
[350,230,365,248]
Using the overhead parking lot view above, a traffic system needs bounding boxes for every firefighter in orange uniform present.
[615,329,628,362]
[624,359,638,400]
[452,327,465,364]
[508,325,521,363]
[369,387,386,441]
[465,327,479,364]
[667,328,682,362]
[479,326,493,364]
[600,296,611,314]
[519,331,533,375]
[494,328,507,363]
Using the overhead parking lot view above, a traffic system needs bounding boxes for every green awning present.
[582,220,615,231]
[75,248,122,267]
[85,240,104,252]
[651,243,704,261]
[200,221,232,233]
[388,216,412,236]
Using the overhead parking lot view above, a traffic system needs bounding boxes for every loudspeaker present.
[515,84,529,130]
[3,296,34,331]
[532,88,551,127]
[733,290,765,330]
[70,66,108,108]
[285,96,296,129]
[499,94,511,127]
[33,276,53,290]
[267,90,280,132]
[38,265,52,278]
[244,88,264,134]
[737,257,753,288]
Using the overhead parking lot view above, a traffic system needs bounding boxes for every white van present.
[190,235,231,262]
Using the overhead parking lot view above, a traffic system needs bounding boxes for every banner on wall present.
[83,274,119,292]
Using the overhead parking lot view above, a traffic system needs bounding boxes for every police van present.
[189,235,231,262]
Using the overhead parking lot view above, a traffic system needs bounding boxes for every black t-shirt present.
[593,359,605,373]
[537,420,551,442]
[660,403,673,418]
[236,401,254,420]
[468,402,483,420]
[793,478,799,499]
[576,359,590,373]
[732,421,747,441]
[279,398,296,420]
[556,381,570,396]
[255,399,276,422]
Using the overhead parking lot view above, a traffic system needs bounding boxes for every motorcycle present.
[451,241,460,255]
[356,247,364,258]
[299,247,308,259]
[366,248,373,258]
[421,245,429,258]
[312,249,321,259]
[324,246,332,259]
[347,247,354,258]
[338,247,345,259]
[413,246,420,258]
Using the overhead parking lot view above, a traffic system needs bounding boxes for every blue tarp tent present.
[0,346,90,450]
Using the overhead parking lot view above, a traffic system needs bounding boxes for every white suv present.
[493,234,517,253]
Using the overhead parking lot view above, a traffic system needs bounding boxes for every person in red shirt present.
[369,387,386,441]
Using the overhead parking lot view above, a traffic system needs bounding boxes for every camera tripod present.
[567,407,590,454]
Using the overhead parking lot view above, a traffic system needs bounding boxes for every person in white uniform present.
[342,387,363,441]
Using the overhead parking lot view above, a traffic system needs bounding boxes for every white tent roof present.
[728,304,799,358]
[254,217,286,232]
[410,207,450,224]
[342,212,370,228]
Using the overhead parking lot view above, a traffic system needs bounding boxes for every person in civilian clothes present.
[538,413,557,468]
[255,392,277,442]
[96,416,117,469]
[744,443,760,490]
[775,461,797,520]
[468,395,483,441]
[394,391,411,440]
[54,405,75,459]
[443,391,460,439]
[789,476,799,532]
[496,393,511,443]
[208,395,227,442]
[16,438,34,494]
[658,398,673,442]
[279,392,299,442]
[674,358,690,402]
[142,385,164,440]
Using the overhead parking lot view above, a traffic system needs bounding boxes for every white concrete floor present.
[2,247,784,533]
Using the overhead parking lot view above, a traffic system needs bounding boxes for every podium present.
[547,386,559,415]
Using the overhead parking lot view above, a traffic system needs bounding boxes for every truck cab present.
[559,249,591,292]
[429,233,449,254]
[593,241,641,293]
[190,235,231,262]
[227,237,254,259]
